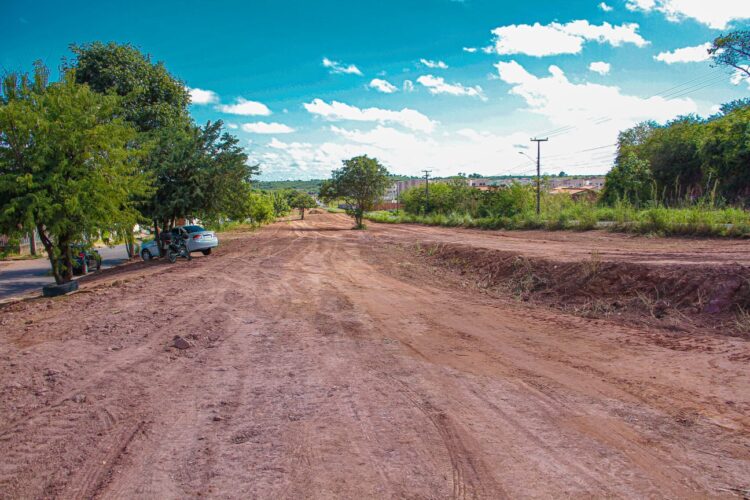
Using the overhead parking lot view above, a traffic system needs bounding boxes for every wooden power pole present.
[530,138,548,215]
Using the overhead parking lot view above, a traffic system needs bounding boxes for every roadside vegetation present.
[0,43,282,284]
[366,95,750,237]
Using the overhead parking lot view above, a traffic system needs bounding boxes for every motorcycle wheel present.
[168,250,177,263]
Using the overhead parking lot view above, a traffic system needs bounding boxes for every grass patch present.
[364,204,750,238]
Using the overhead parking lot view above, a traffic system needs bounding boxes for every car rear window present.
[183,225,205,233]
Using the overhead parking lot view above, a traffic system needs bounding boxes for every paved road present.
[0,245,130,300]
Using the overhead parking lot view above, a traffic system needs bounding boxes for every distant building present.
[383,179,427,202]
[548,176,605,189]
[549,186,600,202]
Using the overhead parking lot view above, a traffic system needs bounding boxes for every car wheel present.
[201,248,212,256]
[142,249,152,261]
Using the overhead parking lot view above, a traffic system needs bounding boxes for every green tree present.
[291,192,317,220]
[614,121,657,165]
[641,116,705,203]
[69,42,192,253]
[272,190,291,216]
[69,41,190,132]
[247,192,275,224]
[320,155,390,229]
[0,65,147,284]
[700,104,750,204]
[709,30,750,79]
[719,98,750,115]
[146,120,257,228]
[601,153,654,207]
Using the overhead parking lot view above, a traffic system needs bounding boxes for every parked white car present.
[140,225,219,260]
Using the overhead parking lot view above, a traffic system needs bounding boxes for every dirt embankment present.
[410,241,750,339]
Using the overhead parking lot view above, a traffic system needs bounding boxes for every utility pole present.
[422,170,431,214]
[530,138,548,216]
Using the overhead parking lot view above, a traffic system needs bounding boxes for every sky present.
[4,0,750,180]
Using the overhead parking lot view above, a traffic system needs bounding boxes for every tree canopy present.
[0,64,148,283]
[710,30,750,79]
[69,41,190,132]
[69,42,260,232]
[290,192,317,220]
[603,101,750,206]
[320,155,390,228]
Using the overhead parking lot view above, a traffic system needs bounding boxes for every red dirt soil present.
[1,213,748,498]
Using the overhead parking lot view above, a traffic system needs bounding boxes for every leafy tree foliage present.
[710,30,750,79]
[608,101,750,206]
[272,190,291,216]
[0,64,147,283]
[400,180,534,218]
[247,192,275,224]
[320,155,390,228]
[640,116,705,202]
[145,120,258,227]
[290,192,317,219]
[70,42,259,234]
[700,104,750,202]
[601,153,654,207]
[69,42,190,132]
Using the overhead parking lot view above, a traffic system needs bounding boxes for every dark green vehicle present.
[71,244,102,275]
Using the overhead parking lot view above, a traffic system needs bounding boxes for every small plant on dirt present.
[583,250,602,280]
[509,256,544,298]
[735,307,750,334]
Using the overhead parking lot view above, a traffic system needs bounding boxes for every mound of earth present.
[413,242,750,337]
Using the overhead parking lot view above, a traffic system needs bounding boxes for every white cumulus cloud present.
[188,87,219,105]
[654,42,711,64]
[241,122,296,134]
[420,58,449,69]
[322,57,363,75]
[625,0,750,29]
[589,61,611,75]
[599,2,614,12]
[369,78,398,93]
[730,68,750,89]
[216,98,272,116]
[303,98,437,133]
[403,80,415,92]
[463,47,478,53]
[416,75,487,101]
[487,20,648,57]
[494,60,696,129]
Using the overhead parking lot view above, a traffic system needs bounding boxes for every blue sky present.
[4,0,749,179]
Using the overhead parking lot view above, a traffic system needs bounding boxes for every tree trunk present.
[37,224,63,284]
[154,220,163,255]
[300,207,305,220]
[28,231,37,256]
[124,228,135,259]
[60,235,73,283]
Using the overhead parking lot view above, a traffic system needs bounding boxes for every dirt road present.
[1,213,748,499]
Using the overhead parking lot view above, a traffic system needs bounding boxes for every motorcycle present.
[166,232,192,263]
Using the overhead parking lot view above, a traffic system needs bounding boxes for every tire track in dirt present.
[1,213,749,498]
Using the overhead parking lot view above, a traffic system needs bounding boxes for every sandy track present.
[0,213,748,499]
